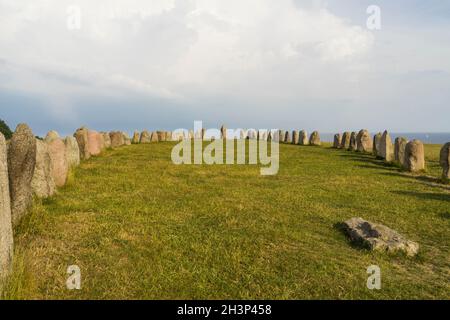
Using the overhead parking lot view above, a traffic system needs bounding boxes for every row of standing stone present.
[332,129,450,179]
[1,124,176,281]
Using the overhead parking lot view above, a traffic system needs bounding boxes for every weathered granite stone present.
[349,132,357,151]
[122,132,131,145]
[440,142,450,180]
[356,129,372,153]
[380,131,394,162]
[0,133,13,279]
[64,136,80,168]
[341,132,351,149]
[333,133,342,148]
[299,130,309,145]
[31,139,56,198]
[284,131,291,143]
[278,130,285,143]
[292,130,299,144]
[44,130,60,143]
[151,131,159,142]
[47,135,68,188]
[87,130,102,156]
[157,131,166,142]
[140,130,151,144]
[373,132,382,157]
[110,131,125,148]
[8,124,36,225]
[404,140,425,172]
[342,217,419,257]
[394,137,408,167]
[165,131,173,141]
[102,132,112,149]
[74,127,90,160]
[309,131,321,146]
[132,131,140,144]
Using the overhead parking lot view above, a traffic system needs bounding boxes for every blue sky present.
[0,0,449,136]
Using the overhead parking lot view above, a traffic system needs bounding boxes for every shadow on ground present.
[392,190,450,202]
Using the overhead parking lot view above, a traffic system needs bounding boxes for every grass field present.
[2,141,449,299]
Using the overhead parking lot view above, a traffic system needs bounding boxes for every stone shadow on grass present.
[392,190,450,202]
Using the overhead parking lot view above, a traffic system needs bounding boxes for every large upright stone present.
[166,131,173,141]
[356,129,372,153]
[340,132,351,149]
[110,131,125,148]
[132,131,140,144]
[31,139,56,198]
[0,133,13,279]
[45,130,60,143]
[278,130,285,143]
[373,132,382,157]
[440,143,450,180]
[46,133,68,188]
[140,131,151,144]
[65,136,80,168]
[299,130,309,145]
[292,130,299,145]
[122,132,131,145]
[309,131,321,146]
[74,127,90,160]
[333,133,342,148]
[157,131,166,142]
[404,140,425,172]
[394,137,408,167]
[87,130,102,156]
[349,132,357,151]
[379,131,394,162]
[151,132,159,142]
[7,124,36,226]
[102,132,112,149]
[284,131,291,144]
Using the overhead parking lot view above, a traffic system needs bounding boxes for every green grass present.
[2,142,449,299]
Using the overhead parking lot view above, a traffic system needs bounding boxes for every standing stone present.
[221,125,227,139]
[102,132,112,149]
[87,130,102,156]
[140,131,151,144]
[157,131,166,142]
[356,130,372,153]
[394,137,408,167]
[46,133,68,188]
[284,131,291,143]
[440,143,450,180]
[110,131,125,148]
[132,131,140,144]
[65,136,80,168]
[373,132,382,157]
[151,131,159,142]
[340,132,351,149]
[165,131,173,142]
[31,139,56,198]
[278,130,285,143]
[189,130,194,140]
[299,130,309,145]
[0,133,14,280]
[404,140,425,172]
[45,130,60,143]
[74,127,91,160]
[7,124,36,226]
[292,130,299,145]
[309,131,321,146]
[379,131,394,162]
[349,132,357,151]
[122,132,131,145]
[333,134,342,148]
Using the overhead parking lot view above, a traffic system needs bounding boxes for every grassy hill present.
[2,142,449,299]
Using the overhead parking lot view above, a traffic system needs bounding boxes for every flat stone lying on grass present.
[0,132,13,280]
[309,131,321,146]
[8,124,36,226]
[356,129,372,153]
[342,217,419,257]
[404,140,425,172]
[31,139,56,198]
[440,142,450,180]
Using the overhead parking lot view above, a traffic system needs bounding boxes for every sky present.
[0,0,449,136]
